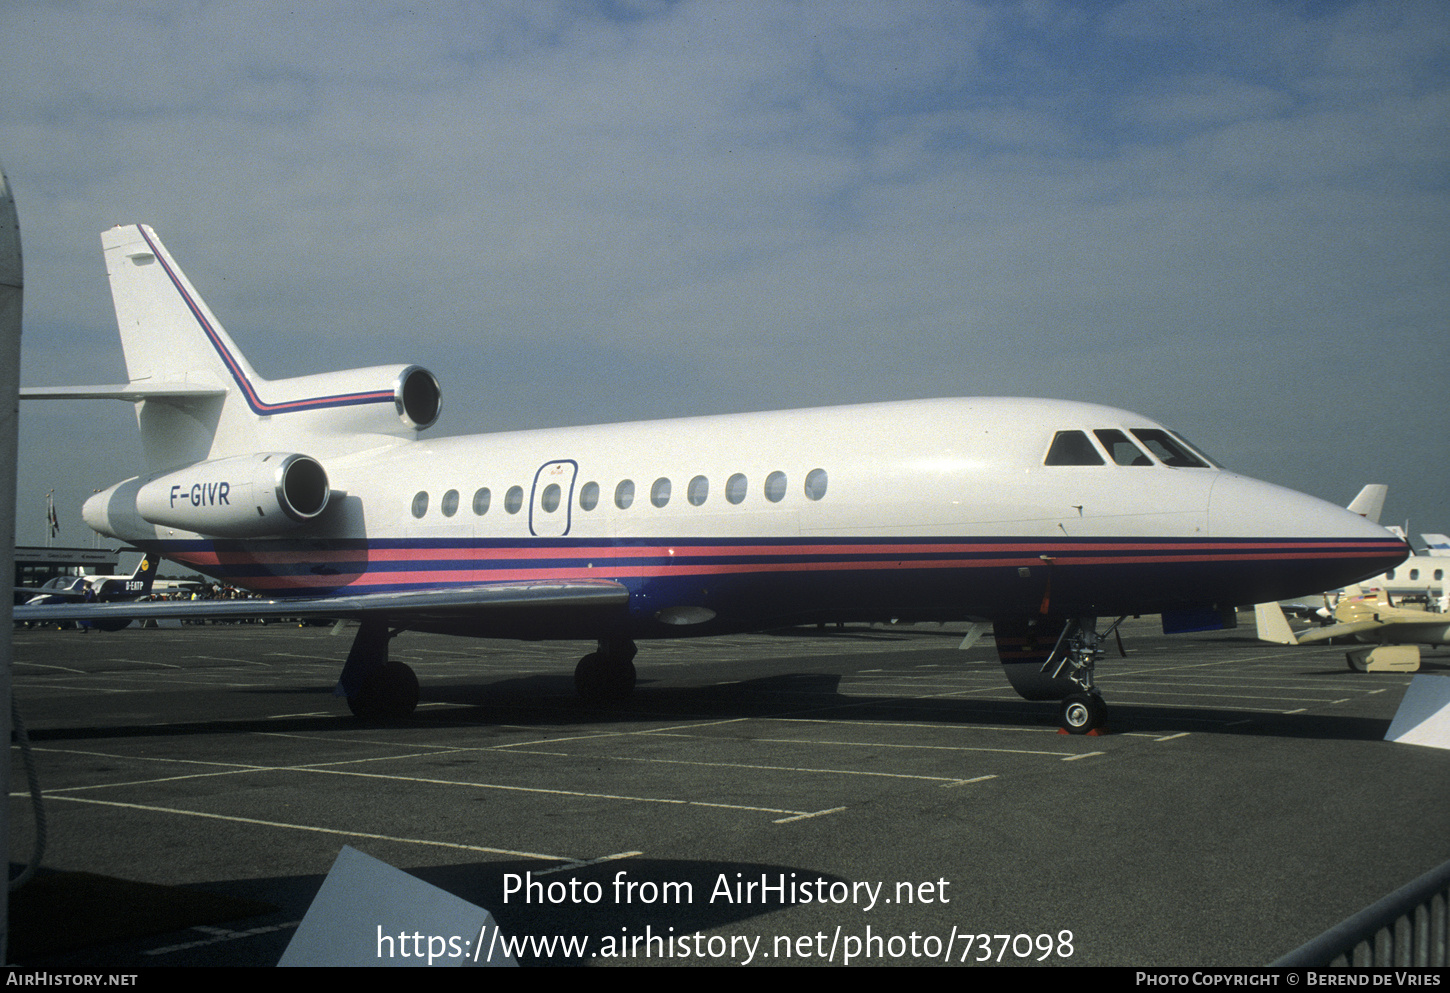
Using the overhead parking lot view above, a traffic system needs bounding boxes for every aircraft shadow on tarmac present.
[22,662,1412,744]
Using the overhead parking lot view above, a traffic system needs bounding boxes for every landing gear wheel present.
[574,652,637,702]
[1060,693,1106,734]
[348,661,419,720]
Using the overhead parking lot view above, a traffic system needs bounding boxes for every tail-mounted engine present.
[257,364,442,436]
[135,453,330,538]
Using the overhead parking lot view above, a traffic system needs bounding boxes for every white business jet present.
[18,225,1409,732]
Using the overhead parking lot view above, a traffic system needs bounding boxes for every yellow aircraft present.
[1255,591,1450,672]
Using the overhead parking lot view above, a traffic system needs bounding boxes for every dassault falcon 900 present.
[18,224,1408,732]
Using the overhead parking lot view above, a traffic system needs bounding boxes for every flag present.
[47,490,59,538]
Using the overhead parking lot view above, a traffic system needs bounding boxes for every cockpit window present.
[1130,429,1210,468]
[1044,430,1104,466]
[1169,430,1222,468]
[1094,429,1153,466]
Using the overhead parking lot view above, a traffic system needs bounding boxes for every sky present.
[4,0,1448,549]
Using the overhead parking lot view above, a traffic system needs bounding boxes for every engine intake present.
[396,365,441,430]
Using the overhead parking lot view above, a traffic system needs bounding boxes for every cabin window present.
[1436,570,1445,581]
[472,488,491,515]
[805,468,828,500]
[441,489,459,517]
[1130,429,1209,468]
[765,471,787,503]
[726,473,748,505]
[1409,569,1419,580]
[1094,429,1152,466]
[505,486,524,514]
[411,491,428,518]
[579,481,600,511]
[651,478,672,508]
[615,480,635,510]
[1044,431,1104,466]
[688,475,708,506]
[541,483,561,513]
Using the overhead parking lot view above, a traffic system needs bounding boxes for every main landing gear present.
[574,638,637,702]
[337,617,419,720]
[1045,616,1123,735]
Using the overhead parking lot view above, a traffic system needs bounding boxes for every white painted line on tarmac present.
[42,794,583,862]
[532,851,643,876]
[941,774,997,789]
[774,807,846,824]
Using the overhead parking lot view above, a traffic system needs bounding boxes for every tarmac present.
[7,615,1449,967]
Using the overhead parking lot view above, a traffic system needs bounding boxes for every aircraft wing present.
[1260,609,1450,647]
[13,579,630,627]
[1290,619,1391,644]
[15,589,91,604]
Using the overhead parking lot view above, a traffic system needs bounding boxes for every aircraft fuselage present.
[83,396,1407,641]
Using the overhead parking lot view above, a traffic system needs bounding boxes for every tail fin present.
[103,225,262,470]
[128,552,160,595]
[93,551,160,600]
[104,225,261,392]
[1346,484,1387,523]
[1253,602,1299,644]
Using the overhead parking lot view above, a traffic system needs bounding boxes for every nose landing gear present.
[1044,616,1123,735]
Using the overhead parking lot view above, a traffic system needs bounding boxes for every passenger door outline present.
[529,459,578,537]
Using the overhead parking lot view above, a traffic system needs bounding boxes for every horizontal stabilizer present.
[21,383,227,401]
[1420,533,1450,556]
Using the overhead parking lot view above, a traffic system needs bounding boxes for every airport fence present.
[1271,857,1450,967]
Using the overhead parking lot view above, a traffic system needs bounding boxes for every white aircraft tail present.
[103,226,260,403]
[26,225,443,475]
[1420,533,1450,557]
[1346,484,1387,523]
[102,225,261,469]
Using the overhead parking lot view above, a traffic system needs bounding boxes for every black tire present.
[348,661,419,720]
[1060,693,1105,734]
[575,652,636,702]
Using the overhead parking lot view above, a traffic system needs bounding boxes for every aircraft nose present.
[1207,473,1409,597]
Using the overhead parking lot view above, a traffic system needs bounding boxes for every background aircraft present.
[1254,592,1448,672]
[17,224,1409,732]
[14,553,158,603]
[1342,549,1448,605]
[13,553,159,630]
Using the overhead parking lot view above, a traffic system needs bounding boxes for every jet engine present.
[134,453,330,538]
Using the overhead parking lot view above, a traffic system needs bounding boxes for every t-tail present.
[23,225,444,541]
